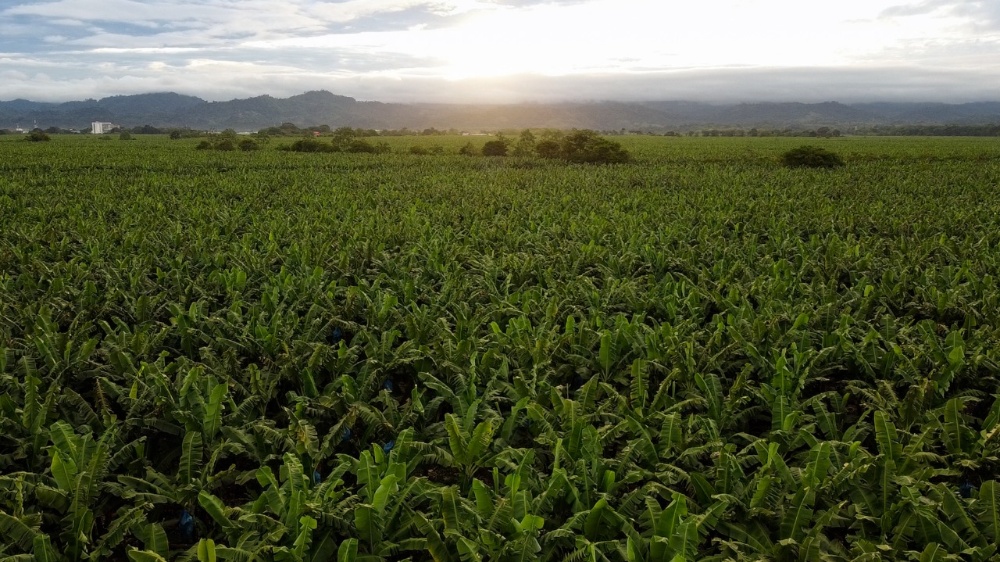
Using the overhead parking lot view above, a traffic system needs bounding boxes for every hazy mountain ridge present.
[3,90,1000,131]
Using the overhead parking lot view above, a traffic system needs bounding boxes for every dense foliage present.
[781,145,845,169]
[283,138,336,153]
[481,139,509,157]
[25,130,51,142]
[2,135,1000,561]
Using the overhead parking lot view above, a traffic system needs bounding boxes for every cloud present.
[881,0,955,17]
[1,0,998,103]
[491,0,590,4]
[3,62,999,105]
[881,0,1000,28]
[305,0,480,23]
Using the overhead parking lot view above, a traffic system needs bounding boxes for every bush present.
[482,140,508,157]
[215,139,236,151]
[458,142,477,156]
[238,139,259,151]
[346,139,377,153]
[559,130,630,164]
[409,146,429,155]
[26,130,51,142]
[285,139,334,153]
[535,140,561,159]
[512,130,536,156]
[195,140,212,150]
[781,146,844,168]
[119,132,132,141]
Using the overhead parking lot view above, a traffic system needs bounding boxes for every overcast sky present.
[1,0,999,103]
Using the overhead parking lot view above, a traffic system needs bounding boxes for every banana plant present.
[0,473,54,560]
[29,421,117,560]
[440,401,498,491]
[0,360,59,473]
[195,452,351,562]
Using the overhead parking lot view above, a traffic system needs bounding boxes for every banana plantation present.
[1,135,1000,561]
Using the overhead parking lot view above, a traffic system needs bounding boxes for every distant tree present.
[559,130,630,164]
[539,129,563,143]
[482,134,510,156]
[119,131,132,140]
[458,142,477,156]
[345,139,377,153]
[535,140,562,159]
[26,130,51,142]
[512,129,536,156]
[482,140,508,156]
[169,130,183,140]
[285,138,335,153]
[781,145,844,168]
[331,127,357,151]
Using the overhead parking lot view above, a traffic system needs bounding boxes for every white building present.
[91,122,116,134]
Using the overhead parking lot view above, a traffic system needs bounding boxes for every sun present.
[419,0,910,81]
[433,5,601,80]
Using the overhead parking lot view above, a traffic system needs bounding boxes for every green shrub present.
[535,140,561,159]
[458,142,477,156]
[285,138,334,153]
[482,140,508,157]
[409,146,429,155]
[26,130,51,142]
[238,139,259,151]
[781,145,845,168]
[559,130,630,164]
[346,139,377,153]
[195,140,212,150]
[215,139,236,151]
[119,132,132,141]
[512,130,536,156]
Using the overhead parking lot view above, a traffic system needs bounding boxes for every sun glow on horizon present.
[389,0,946,81]
[229,0,991,100]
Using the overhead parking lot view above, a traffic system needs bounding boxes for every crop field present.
[2,134,1000,561]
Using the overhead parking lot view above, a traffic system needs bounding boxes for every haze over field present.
[2,0,1000,104]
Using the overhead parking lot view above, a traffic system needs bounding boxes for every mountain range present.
[3,90,1000,132]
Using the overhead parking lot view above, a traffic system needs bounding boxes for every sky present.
[1,0,999,104]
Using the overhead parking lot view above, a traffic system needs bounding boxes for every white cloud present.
[1,0,999,102]
[303,0,485,23]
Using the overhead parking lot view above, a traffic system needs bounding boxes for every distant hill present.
[2,90,1000,132]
